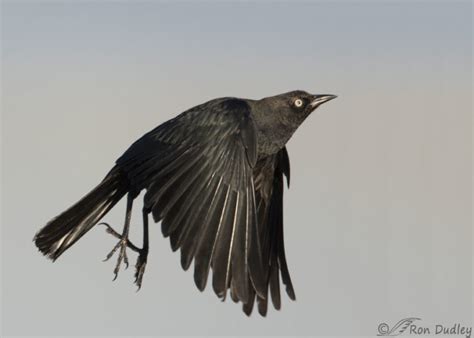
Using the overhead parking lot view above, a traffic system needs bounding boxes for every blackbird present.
[34,90,337,316]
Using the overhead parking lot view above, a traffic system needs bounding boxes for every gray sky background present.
[1,1,472,336]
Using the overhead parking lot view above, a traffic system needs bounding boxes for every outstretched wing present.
[116,98,266,304]
[242,147,295,316]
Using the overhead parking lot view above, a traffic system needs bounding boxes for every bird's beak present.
[310,94,337,108]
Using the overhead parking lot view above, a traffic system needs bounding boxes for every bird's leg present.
[134,208,150,290]
[103,193,134,280]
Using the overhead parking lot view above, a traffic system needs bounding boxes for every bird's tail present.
[34,166,129,260]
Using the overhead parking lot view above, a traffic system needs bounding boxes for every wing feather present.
[230,191,250,303]
[211,188,237,298]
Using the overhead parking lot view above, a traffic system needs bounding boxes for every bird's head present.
[247,90,337,155]
[268,89,336,116]
[254,90,337,129]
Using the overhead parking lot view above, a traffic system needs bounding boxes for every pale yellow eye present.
[294,99,303,107]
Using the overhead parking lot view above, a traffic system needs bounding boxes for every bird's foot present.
[101,222,140,280]
[134,250,148,290]
[105,238,129,280]
[101,222,148,287]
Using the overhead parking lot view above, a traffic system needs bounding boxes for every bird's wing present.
[242,147,295,316]
[116,98,266,303]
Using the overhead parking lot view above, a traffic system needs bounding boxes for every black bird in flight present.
[34,90,337,316]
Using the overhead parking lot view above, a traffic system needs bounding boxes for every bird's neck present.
[249,100,299,157]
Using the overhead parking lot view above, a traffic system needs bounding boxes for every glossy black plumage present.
[34,90,336,316]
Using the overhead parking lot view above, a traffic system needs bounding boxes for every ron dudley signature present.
[377,318,472,338]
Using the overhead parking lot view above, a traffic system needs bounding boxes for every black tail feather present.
[34,167,129,260]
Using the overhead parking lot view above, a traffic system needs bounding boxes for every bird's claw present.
[104,238,130,280]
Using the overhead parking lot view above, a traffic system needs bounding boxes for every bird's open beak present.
[310,94,337,108]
